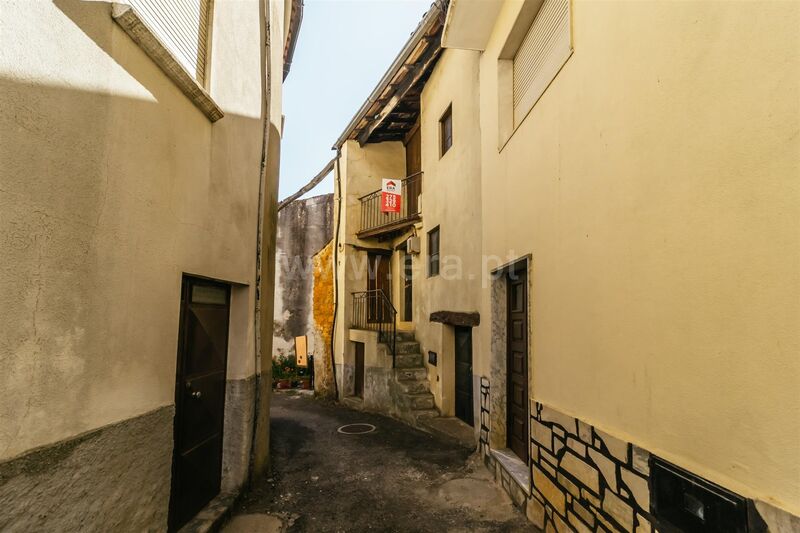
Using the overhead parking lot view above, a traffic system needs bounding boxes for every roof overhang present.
[283,0,303,80]
[334,2,445,148]
[441,0,502,51]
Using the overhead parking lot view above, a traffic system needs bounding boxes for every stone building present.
[332,1,800,531]
[273,193,336,396]
[0,0,302,530]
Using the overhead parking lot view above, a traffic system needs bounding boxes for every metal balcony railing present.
[357,172,422,238]
[351,290,397,366]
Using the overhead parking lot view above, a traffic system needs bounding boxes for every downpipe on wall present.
[330,148,342,399]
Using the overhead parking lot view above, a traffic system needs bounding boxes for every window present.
[428,227,440,277]
[129,0,213,83]
[511,0,571,126]
[439,105,453,156]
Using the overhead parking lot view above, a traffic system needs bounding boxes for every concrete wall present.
[0,0,288,528]
[273,194,333,359]
[474,0,800,521]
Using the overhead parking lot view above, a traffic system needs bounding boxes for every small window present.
[439,105,453,156]
[428,226,440,277]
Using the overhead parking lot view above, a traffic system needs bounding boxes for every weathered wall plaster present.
[273,194,333,360]
[0,407,173,532]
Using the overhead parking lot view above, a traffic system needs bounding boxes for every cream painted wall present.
[333,140,405,370]
[476,0,800,514]
[411,48,484,415]
[0,0,285,460]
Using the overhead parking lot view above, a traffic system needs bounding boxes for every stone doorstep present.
[179,492,238,533]
[491,448,531,498]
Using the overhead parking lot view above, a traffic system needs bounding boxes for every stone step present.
[396,378,429,394]
[394,353,423,368]
[404,392,435,410]
[395,367,427,381]
[395,341,421,355]
[409,409,439,422]
[395,331,416,343]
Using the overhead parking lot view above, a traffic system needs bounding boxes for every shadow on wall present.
[0,0,264,462]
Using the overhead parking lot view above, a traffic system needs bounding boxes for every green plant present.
[272,355,298,380]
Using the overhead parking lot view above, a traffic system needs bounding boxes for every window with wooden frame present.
[439,105,453,157]
[129,0,214,84]
[428,226,440,277]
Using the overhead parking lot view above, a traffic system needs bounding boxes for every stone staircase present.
[391,331,439,424]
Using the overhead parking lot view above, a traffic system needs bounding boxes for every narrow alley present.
[224,392,533,533]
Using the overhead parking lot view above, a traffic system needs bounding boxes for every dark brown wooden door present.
[506,265,529,463]
[403,252,413,322]
[354,341,365,398]
[367,252,391,322]
[405,125,421,214]
[169,276,231,531]
[454,327,474,426]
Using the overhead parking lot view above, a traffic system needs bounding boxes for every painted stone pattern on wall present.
[528,402,653,533]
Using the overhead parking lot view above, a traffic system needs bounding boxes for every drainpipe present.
[329,148,342,399]
[250,0,273,482]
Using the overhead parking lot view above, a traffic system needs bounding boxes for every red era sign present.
[381,179,401,213]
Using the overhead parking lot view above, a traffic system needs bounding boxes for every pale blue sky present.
[279,0,431,200]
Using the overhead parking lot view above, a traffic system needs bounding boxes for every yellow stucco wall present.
[476,0,800,514]
[0,0,285,461]
[412,48,485,415]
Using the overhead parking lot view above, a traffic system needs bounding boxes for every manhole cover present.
[337,423,376,435]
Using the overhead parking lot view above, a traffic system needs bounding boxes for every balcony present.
[357,172,422,239]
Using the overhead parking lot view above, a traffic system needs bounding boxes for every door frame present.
[488,256,532,460]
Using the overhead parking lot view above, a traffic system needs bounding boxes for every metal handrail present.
[358,172,422,235]
[351,289,397,366]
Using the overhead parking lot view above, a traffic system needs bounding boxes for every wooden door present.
[354,342,365,398]
[403,252,413,322]
[405,125,421,215]
[506,265,529,463]
[169,276,231,531]
[367,252,391,322]
[454,327,474,426]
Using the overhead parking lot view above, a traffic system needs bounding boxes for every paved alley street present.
[224,392,534,533]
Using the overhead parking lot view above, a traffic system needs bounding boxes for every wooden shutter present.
[129,0,212,82]
[512,0,571,125]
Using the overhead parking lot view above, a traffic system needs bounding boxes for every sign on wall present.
[381,179,402,213]
[295,335,308,367]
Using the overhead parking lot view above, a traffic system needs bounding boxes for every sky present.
[278,0,432,200]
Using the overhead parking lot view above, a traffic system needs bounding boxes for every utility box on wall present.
[406,236,420,255]
[651,457,750,533]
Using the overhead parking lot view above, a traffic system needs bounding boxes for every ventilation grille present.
[512,0,571,125]
[129,0,212,82]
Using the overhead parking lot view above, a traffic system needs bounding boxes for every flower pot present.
[276,379,291,389]
[299,379,312,390]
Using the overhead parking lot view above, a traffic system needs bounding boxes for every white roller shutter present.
[512,0,571,125]
[129,0,212,82]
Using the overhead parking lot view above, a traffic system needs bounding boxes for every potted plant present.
[272,356,293,389]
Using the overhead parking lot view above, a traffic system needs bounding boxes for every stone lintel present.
[429,310,480,327]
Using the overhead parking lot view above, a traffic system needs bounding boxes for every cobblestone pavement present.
[224,391,535,532]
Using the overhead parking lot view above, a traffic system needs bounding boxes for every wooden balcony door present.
[367,251,391,322]
[405,124,421,214]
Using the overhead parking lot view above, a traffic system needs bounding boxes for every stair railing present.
[351,290,397,367]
